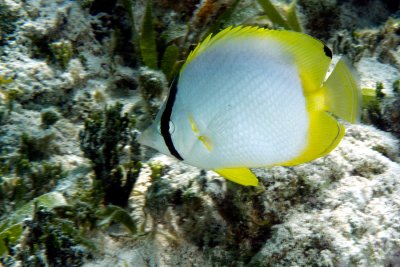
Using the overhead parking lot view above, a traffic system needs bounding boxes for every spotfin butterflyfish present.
[139,26,360,187]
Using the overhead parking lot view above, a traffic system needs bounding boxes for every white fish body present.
[140,27,360,186]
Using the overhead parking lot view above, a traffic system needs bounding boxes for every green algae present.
[0,203,93,266]
[97,205,137,234]
[40,108,61,128]
[49,40,74,69]
[257,0,302,32]
[80,102,142,207]
[205,0,241,36]
[140,1,158,69]
[0,2,18,46]
[286,0,302,32]
[393,79,400,93]
[0,131,66,216]
[0,192,67,257]
[257,0,291,30]
[161,45,180,82]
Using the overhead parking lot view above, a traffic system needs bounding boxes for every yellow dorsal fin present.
[321,58,361,123]
[214,168,258,186]
[266,32,333,93]
[280,111,345,166]
[182,26,332,92]
[182,26,260,71]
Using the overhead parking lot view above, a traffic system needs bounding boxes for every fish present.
[139,26,360,186]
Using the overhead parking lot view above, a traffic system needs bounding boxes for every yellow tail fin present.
[322,58,361,123]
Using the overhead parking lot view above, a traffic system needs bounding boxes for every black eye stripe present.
[160,77,184,161]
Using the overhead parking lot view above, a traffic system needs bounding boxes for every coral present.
[0,123,67,214]
[138,67,167,119]
[129,123,400,267]
[0,87,22,123]
[331,16,400,65]
[88,0,139,68]
[79,102,142,207]
[1,159,67,210]
[297,0,340,40]
[49,40,74,69]
[381,86,400,138]
[41,108,61,128]
[331,30,365,63]
[19,132,57,161]
[360,77,400,138]
[0,192,67,258]
[0,1,19,46]
[143,162,273,265]
[1,204,91,266]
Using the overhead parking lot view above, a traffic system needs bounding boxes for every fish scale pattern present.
[172,37,309,169]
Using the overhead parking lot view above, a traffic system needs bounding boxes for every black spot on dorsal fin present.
[324,45,333,59]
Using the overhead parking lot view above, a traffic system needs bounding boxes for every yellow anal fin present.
[214,168,258,186]
[281,111,345,166]
[321,58,361,123]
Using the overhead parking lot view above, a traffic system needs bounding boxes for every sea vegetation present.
[362,79,400,138]
[0,132,64,211]
[49,40,74,69]
[0,193,93,266]
[331,13,400,64]
[144,167,326,265]
[382,80,400,138]
[0,77,16,124]
[0,127,71,263]
[79,102,142,207]
[139,0,302,73]
[257,0,302,32]
[40,108,61,128]
[0,103,141,263]
[0,2,19,46]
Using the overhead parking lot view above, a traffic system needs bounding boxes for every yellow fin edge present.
[181,26,273,72]
[214,168,259,186]
[280,111,345,166]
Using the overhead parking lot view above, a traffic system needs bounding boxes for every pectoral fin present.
[214,168,259,186]
[188,113,213,151]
